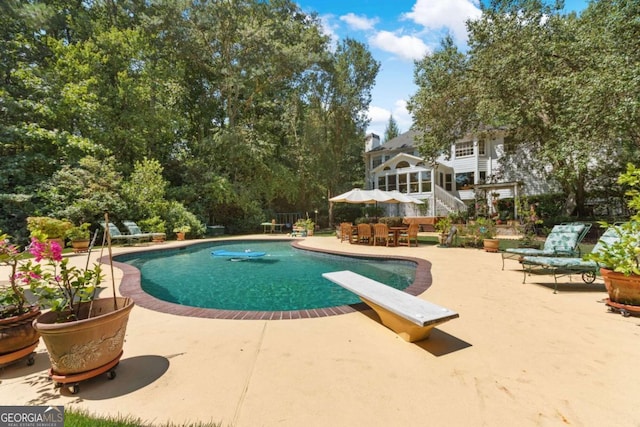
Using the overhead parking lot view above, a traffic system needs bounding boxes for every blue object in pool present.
[212,249,266,258]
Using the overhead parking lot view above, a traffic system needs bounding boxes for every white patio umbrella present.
[328,188,394,204]
[329,188,424,205]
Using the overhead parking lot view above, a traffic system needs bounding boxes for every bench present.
[322,270,459,342]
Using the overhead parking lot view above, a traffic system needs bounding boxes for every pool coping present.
[102,239,432,320]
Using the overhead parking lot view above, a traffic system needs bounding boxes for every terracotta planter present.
[47,238,65,248]
[33,297,134,375]
[176,232,185,241]
[600,268,640,306]
[0,306,40,355]
[71,239,90,253]
[483,238,500,253]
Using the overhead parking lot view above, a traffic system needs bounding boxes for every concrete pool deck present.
[1,234,639,426]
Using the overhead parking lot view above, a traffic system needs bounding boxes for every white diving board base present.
[322,270,459,342]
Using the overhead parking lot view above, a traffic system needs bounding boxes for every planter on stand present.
[33,297,134,393]
[0,306,41,367]
[600,268,640,317]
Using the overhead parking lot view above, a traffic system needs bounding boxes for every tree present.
[38,156,125,225]
[408,36,479,162]
[121,158,169,222]
[409,0,640,216]
[302,38,380,225]
[383,115,400,142]
[0,0,376,236]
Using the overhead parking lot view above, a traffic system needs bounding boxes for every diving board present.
[323,270,459,342]
[211,250,266,258]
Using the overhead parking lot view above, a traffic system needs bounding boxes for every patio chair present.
[373,223,393,246]
[339,222,355,243]
[397,223,419,247]
[520,226,621,293]
[356,223,372,245]
[123,220,161,242]
[501,222,592,270]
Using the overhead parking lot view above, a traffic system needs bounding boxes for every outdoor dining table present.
[389,226,409,247]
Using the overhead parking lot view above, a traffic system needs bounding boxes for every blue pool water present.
[117,240,416,311]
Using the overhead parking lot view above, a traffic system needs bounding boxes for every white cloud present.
[403,0,482,44]
[392,99,412,131]
[340,13,379,31]
[367,100,413,139]
[369,31,431,61]
[317,14,339,50]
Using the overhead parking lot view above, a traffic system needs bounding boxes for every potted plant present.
[468,217,499,252]
[65,223,91,253]
[22,235,134,377]
[173,225,190,241]
[585,164,640,312]
[139,216,166,243]
[301,218,315,236]
[26,217,73,248]
[0,232,41,365]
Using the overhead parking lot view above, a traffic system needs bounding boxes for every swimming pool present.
[116,240,418,312]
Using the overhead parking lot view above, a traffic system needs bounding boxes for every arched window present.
[396,161,410,169]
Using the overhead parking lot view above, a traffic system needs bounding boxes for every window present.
[377,176,386,191]
[396,161,410,169]
[503,136,516,154]
[409,173,419,193]
[456,172,475,188]
[420,171,431,192]
[455,141,474,157]
[387,174,397,191]
[478,140,486,155]
[398,173,407,193]
[445,173,452,191]
[372,156,383,169]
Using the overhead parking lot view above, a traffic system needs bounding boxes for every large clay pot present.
[483,238,500,253]
[70,239,90,253]
[600,268,640,306]
[33,297,134,375]
[176,232,185,241]
[0,306,40,355]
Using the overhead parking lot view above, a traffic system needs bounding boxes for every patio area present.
[1,234,639,426]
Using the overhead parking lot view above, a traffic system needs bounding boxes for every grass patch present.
[65,408,222,427]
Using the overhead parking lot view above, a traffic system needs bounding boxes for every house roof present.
[370,130,421,152]
[372,152,427,174]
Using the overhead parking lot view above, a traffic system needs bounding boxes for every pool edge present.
[101,239,432,320]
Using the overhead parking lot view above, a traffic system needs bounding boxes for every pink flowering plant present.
[0,232,31,318]
[18,234,103,321]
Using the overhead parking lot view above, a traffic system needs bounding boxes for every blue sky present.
[296,0,590,140]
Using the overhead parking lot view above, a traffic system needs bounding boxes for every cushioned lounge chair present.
[123,220,162,242]
[520,226,621,292]
[501,222,592,270]
[99,222,145,245]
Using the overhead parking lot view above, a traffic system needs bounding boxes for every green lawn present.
[65,408,221,427]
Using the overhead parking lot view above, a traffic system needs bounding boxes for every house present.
[364,130,530,220]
